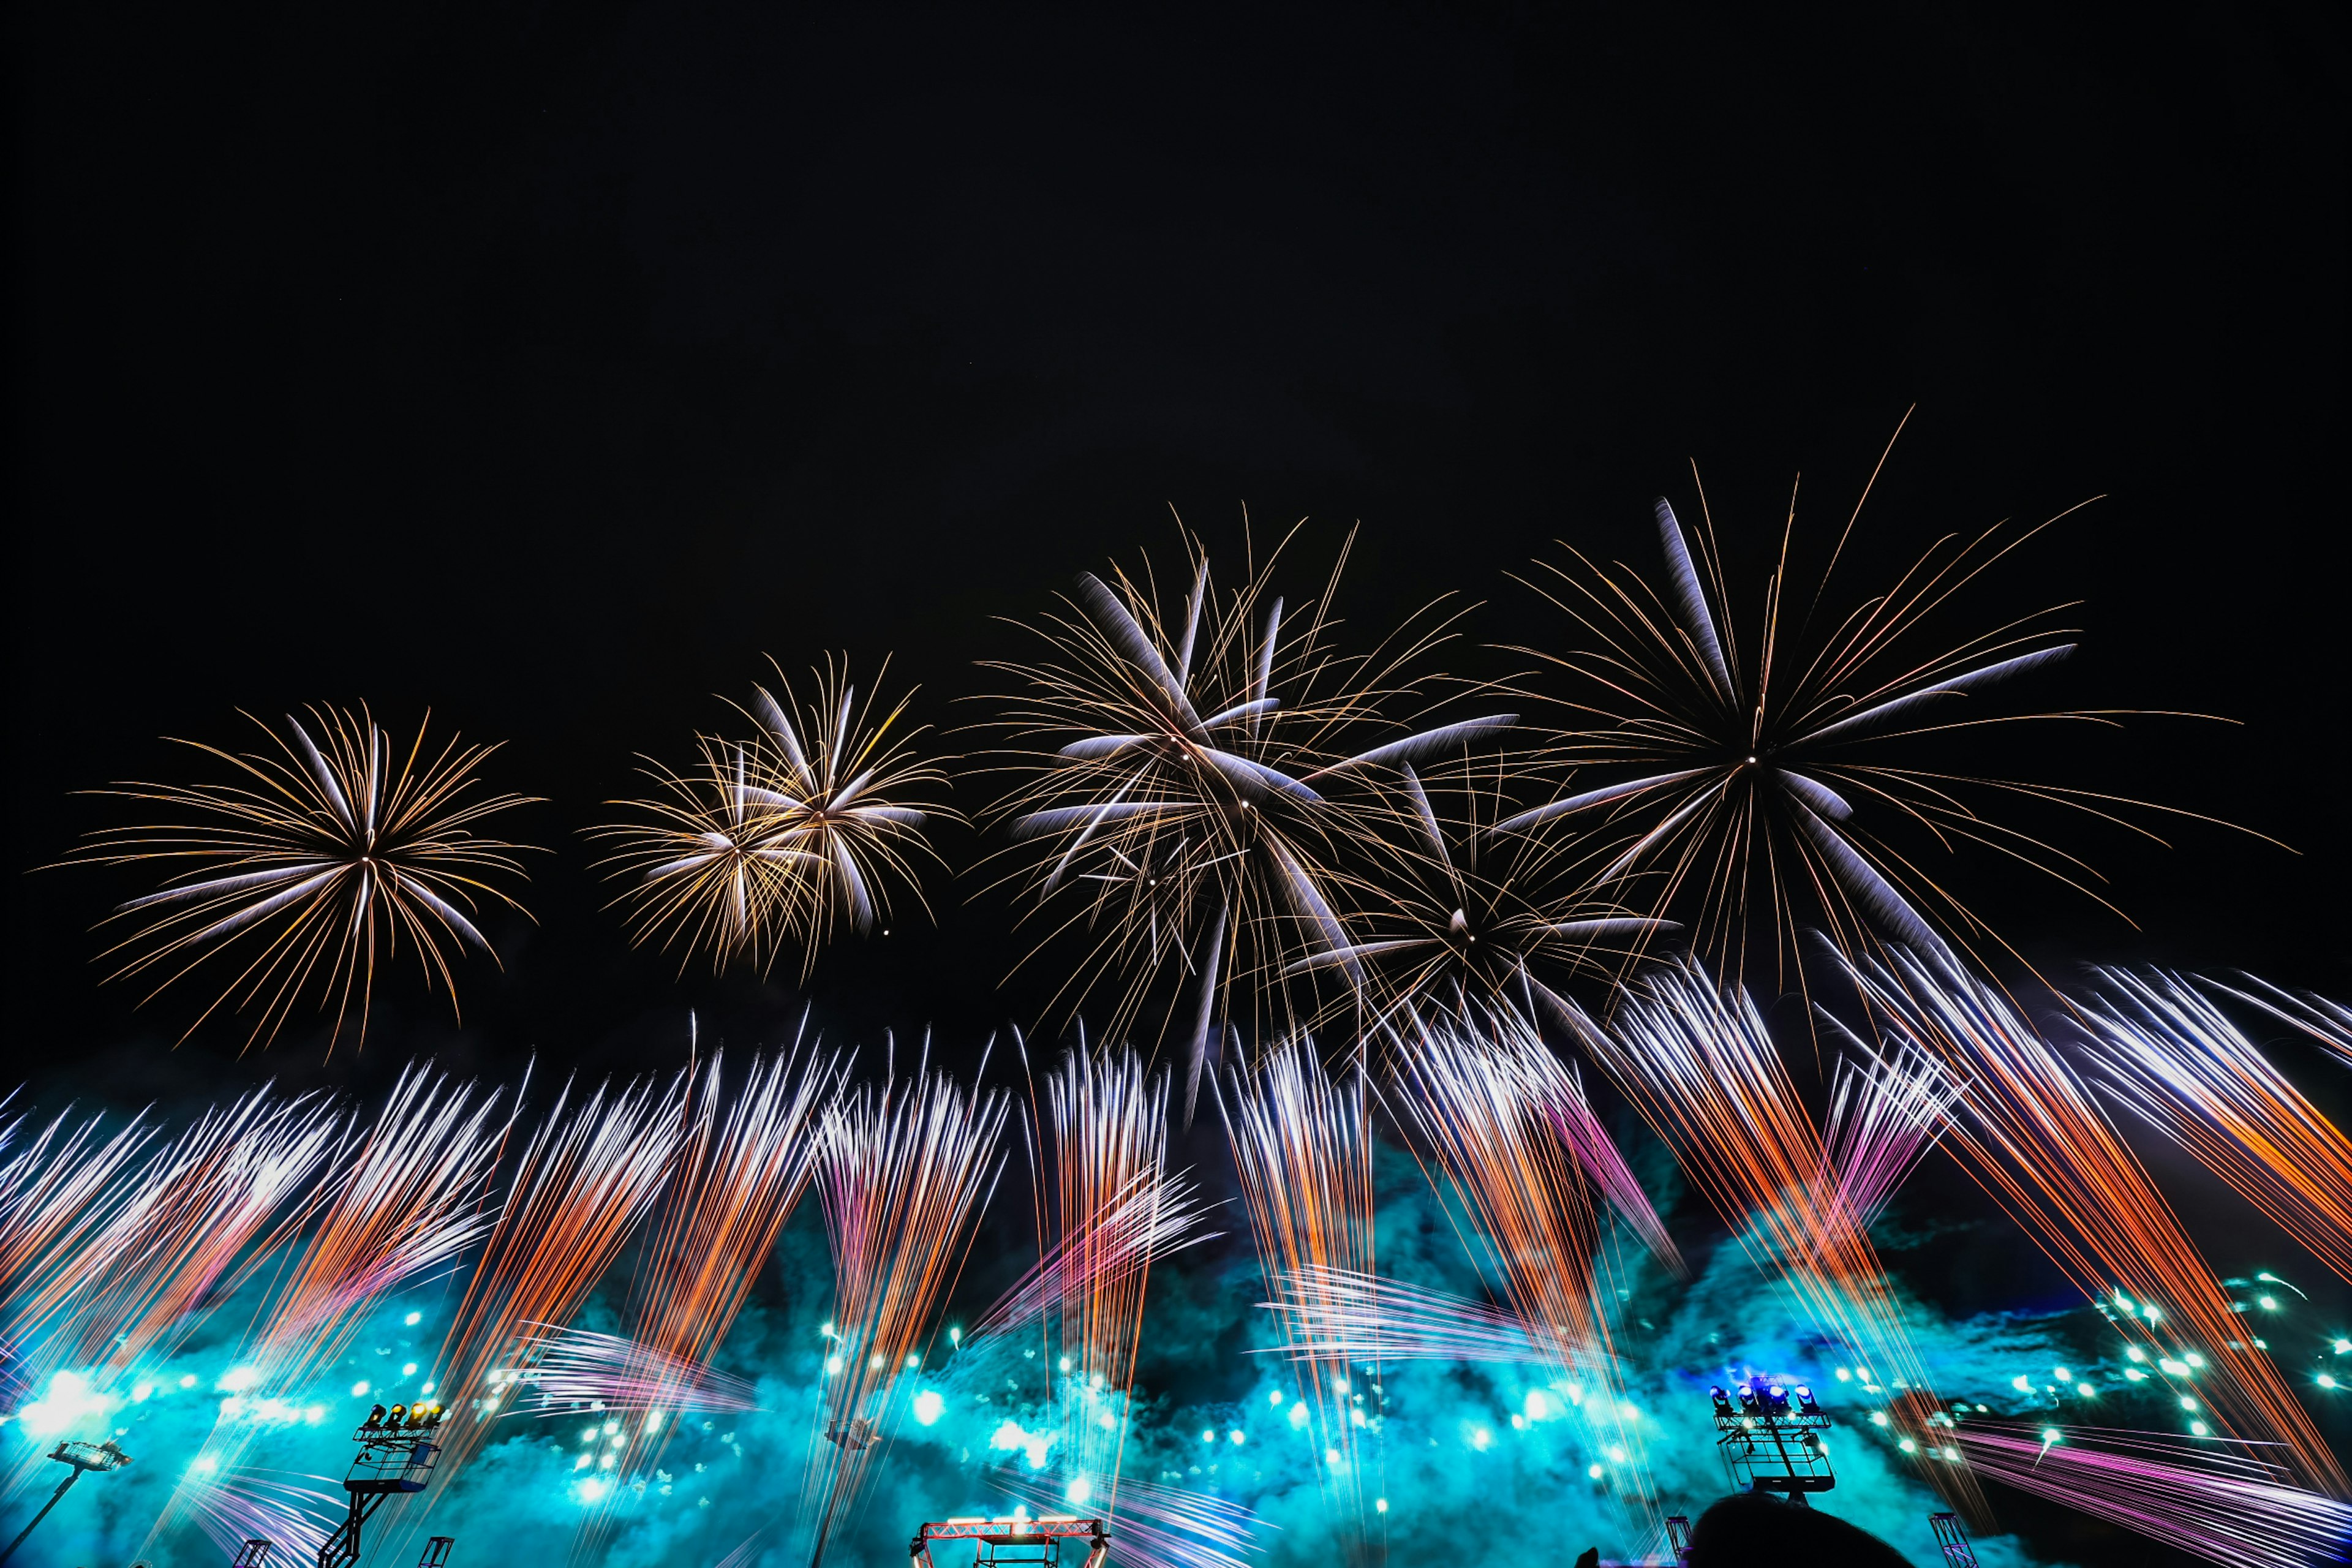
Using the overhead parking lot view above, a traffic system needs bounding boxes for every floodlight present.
[0,1440,134,1565]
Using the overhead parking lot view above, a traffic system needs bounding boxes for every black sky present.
[6,3,2346,1106]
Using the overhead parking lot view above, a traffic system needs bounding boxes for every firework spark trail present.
[994,1472,1265,1568]
[0,1104,158,1311]
[2222,979,2352,1072]
[151,1064,508,1552]
[578,1044,839,1558]
[801,1063,1009,1560]
[1953,1423,2352,1568]
[5,1089,340,1381]
[245,1065,506,1392]
[374,1068,687,1556]
[495,1326,761,1415]
[986,526,1513,1117]
[1496,1017,1685,1277]
[1497,445,2235,988]
[982,1048,1215,1515]
[1844,949,2350,1496]
[969,1170,1212,1346]
[2,1089,342,1507]
[1389,1019,1662,1542]
[595,657,952,979]
[58,704,539,1053]
[1216,1040,1382,1537]
[1819,1039,1960,1228]
[2078,970,2352,1287]
[1587,963,1988,1523]
[178,1464,347,1562]
[1258,1264,1545,1365]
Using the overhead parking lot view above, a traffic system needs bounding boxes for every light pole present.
[807,1416,878,1568]
[315,1402,445,1568]
[0,1439,132,1564]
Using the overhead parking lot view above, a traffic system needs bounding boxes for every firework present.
[151,1065,507,1551]
[1499,432,2226,984]
[970,1168,1213,1347]
[399,1069,688,1529]
[492,1327,761,1416]
[59,705,538,1053]
[4,1090,341,1396]
[1589,962,1985,1521]
[0,1104,159,1316]
[1496,1016,1685,1277]
[986,526,1513,1117]
[1953,1422,2352,1568]
[982,1047,1214,1512]
[1281,759,1673,1038]
[2216,977,2352,1074]
[1217,1039,1382,1531]
[1389,1019,1660,1537]
[178,1464,347,1562]
[595,657,952,978]
[2076,970,2352,1288]
[1844,948,2349,1496]
[1818,1037,1961,1229]
[247,1065,505,1392]
[1258,1263,1547,1365]
[802,1061,1009,1562]
[578,1044,839,1553]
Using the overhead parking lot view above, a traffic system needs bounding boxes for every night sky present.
[5,7,2350,1563]
[3,12,2343,1112]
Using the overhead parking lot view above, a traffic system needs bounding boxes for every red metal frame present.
[909,1518,1108,1567]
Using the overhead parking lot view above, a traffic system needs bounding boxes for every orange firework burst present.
[390,1068,688,1551]
[1585,962,1986,1521]
[1844,949,2349,1498]
[60,705,539,1054]
[1218,1040,1384,1537]
[2079,971,2352,1291]
[149,1065,507,1555]
[578,1043,839,1555]
[595,656,952,978]
[1389,1019,1664,1542]
[982,1046,1213,1515]
[0,1102,159,1309]
[2,1088,342,1512]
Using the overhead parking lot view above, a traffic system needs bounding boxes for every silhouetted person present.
[1684,1493,1910,1567]
[1574,1551,1599,1568]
